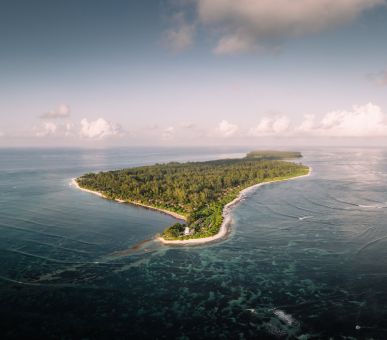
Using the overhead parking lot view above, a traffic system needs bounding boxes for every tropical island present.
[74,151,310,244]
[245,150,302,160]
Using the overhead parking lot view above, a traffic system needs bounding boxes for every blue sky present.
[1,0,387,147]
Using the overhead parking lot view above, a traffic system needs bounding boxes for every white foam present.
[298,215,313,220]
[273,309,296,326]
[358,204,386,209]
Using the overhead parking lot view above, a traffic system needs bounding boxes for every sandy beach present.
[72,167,311,246]
[158,167,312,245]
[71,178,187,220]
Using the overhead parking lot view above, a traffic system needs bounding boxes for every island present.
[74,151,310,245]
[245,150,302,160]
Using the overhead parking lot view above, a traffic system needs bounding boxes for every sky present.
[1,0,387,147]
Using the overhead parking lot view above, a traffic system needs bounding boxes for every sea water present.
[1,147,387,338]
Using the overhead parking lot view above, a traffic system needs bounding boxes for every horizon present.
[1,0,387,147]
[2,3,387,336]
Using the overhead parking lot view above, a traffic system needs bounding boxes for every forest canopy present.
[77,154,308,240]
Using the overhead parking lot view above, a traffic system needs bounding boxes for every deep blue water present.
[1,147,387,339]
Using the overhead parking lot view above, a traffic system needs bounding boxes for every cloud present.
[35,121,75,137]
[213,33,256,55]
[162,126,176,140]
[163,12,196,52]
[296,114,316,134]
[36,122,58,137]
[194,0,385,54]
[80,118,122,140]
[40,104,71,119]
[249,115,291,136]
[312,102,387,137]
[247,103,387,138]
[216,120,239,137]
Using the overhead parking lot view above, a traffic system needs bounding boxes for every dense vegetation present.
[245,150,302,160]
[77,156,308,240]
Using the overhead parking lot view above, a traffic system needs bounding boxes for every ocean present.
[1,147,387,338]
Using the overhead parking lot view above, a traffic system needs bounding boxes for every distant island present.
[245,150,302,160]
[74,151,310,245]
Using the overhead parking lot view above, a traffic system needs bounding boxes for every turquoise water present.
[1,147,387,338]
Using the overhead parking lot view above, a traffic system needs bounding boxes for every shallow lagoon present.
[1,147,387,338]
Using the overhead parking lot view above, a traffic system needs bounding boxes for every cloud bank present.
[12,102,387,145]
[314,103,387,137]
[249,103,387,137]
[167,0,385,54]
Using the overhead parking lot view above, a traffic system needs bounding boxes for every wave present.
[354,225,378,239]
[258,204,301,220]
[298,216,314,221]
[302,196,358,212]
[0,248,90,264]
[1,213,112,238]
[273,309,298,326]
[356,236,387,255]
[0,274,49,287]
[326,194,361,207]
[358,204,387,209]
[0,222,102,246]
[285,201,321,215]
[22,239,91,255]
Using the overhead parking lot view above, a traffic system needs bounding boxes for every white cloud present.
[295,103,387,137]
[162,126,176,140]
[315,103,387,137]
[249,115,291,136]
[196,0,385,54]
[40,104,71,119]
[64,122,75,136]
[80,118,122,140]
[248,103,387,138]
[216,120,239,137]
[213,33,256,55]
[296,114,316,134]
[36,122,58,137]
[34,121,76,138]
[164,12,196,52]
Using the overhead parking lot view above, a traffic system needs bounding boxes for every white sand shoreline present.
[70,178,187,221]
[71,166,311,247]
[158,167,312,245]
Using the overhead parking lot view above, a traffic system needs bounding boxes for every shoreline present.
[70,178,187,221]
[158,166,312,245]
[71,166,311,247]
